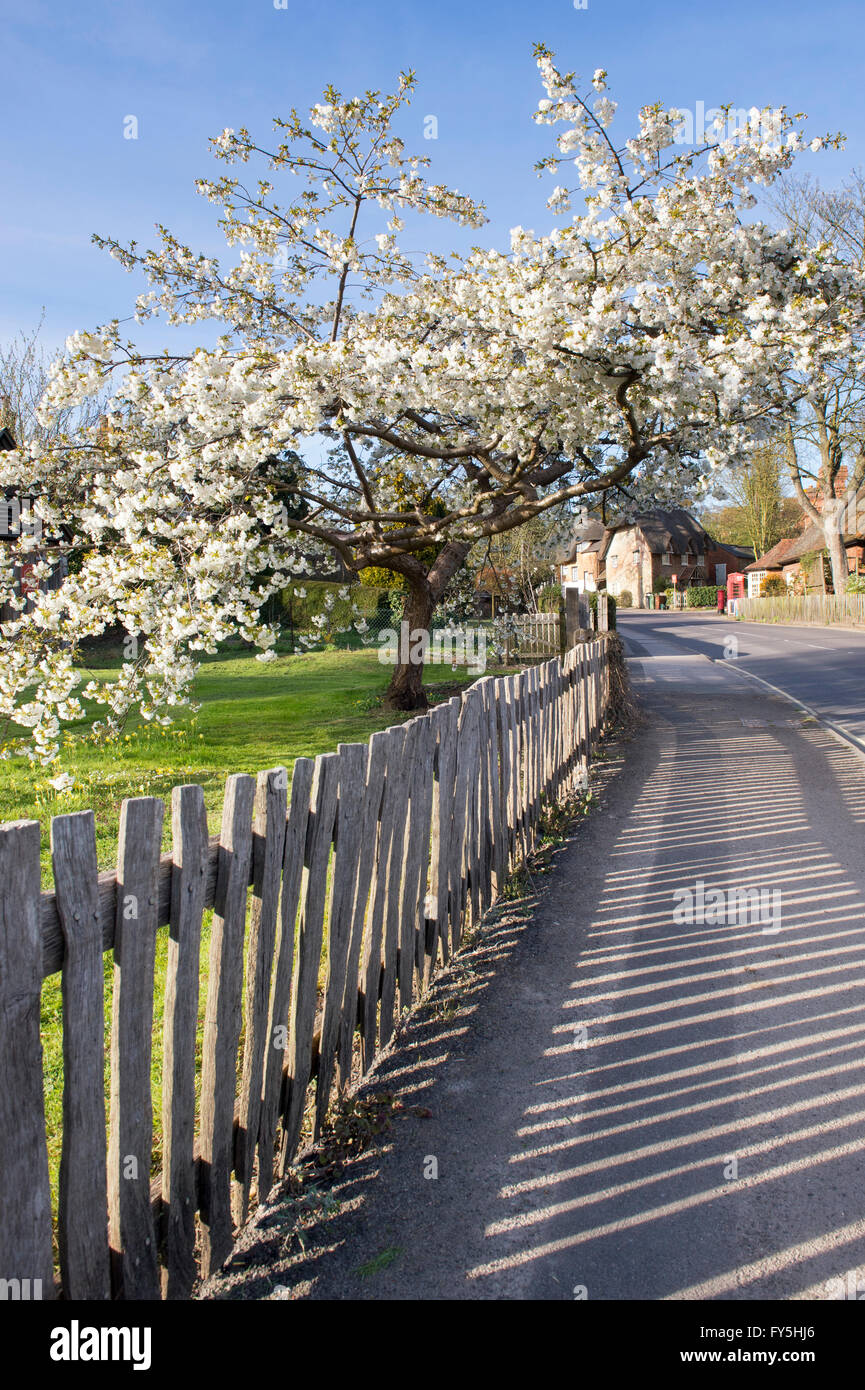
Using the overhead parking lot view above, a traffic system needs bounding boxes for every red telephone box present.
[727,573,745,602]
[726,572,745,614]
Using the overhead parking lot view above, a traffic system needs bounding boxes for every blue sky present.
[1,0,863,354]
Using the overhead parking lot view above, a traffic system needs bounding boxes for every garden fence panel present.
[0,638,609,1300]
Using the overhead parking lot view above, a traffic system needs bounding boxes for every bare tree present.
[0,313,104,446]
[769,171,865,590]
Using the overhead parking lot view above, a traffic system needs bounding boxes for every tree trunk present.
[384,581,434,711]
[381,539,472,711]
[823,509,849,594]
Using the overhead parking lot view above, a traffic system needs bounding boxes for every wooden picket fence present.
[738,592,865,627]
[507,611,563,659]
[0,639,609,1301]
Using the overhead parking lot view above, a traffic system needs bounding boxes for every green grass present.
[357,1246,402,1278]
[3,644,498,1241]
[2,645,484,885]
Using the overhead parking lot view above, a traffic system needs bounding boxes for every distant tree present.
[0,314,103,445]
[713,438,792,558]
[768,170,865,590]
[484,507,573,612]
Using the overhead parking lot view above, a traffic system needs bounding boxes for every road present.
[203,645,865,1302]
[618,609,865,751]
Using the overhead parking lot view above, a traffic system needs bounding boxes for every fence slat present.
[451,691,480,951]
[482,680,503,901]
[280,753,340,1169]
[107,797,164,1300]
[315,742,367,1137]
[234,768,288,1224]
[337,732,388,1091]
[492,677,509,893]
[0,820,55,1299]
[478,681,495,915]
[161,784,209,1300]
[467,686,488,927]
[399,714,434,1012]
[198,774,255,1279]
[579,645,591,774]
[503,675,520,869]
[424,697,459,982]
[529,665,542,839]
[257,758,314,1202]
[379,721,417,1045]
[379,719,421,1039]
[51,811,110,1300]
[359,726,406,1070]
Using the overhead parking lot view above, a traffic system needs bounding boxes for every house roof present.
[607,508,708,556]
[775,523,829,566]
[747,512,865,571]
[744,537,800,572]
[559,515,607,565]
[713,541,755,561]
[0,427,16,452]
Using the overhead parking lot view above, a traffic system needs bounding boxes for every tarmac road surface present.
[618,609,865,753]
[202,648,865,1301]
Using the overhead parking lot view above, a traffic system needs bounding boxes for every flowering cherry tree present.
[1,48,857,762]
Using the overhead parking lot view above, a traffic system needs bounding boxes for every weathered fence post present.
[258,758,314,1200]
[52,810,111,1300]
[315,742,367,1137]
[108,797,165,1300]
[235,768,288,1222]
[198,775,255,1279]
[0,820,55,1300]
[281,754,339,1169]
[162,784,209,1300]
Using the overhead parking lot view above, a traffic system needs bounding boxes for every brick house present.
[744,480,865,595]
[743,537,801,597]
[559,508,752,605]
[556,516,606,594]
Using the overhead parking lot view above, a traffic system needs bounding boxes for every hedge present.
[685,585,719,608]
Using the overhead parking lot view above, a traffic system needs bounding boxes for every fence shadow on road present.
[204,699,865,1301]
[461,697,865,1301]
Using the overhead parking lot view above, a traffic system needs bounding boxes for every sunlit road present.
[207,629,865,1302]
[618,610,865,751]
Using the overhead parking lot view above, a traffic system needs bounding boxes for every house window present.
[662,552,673,566]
